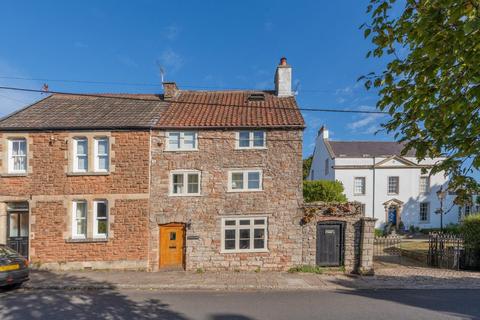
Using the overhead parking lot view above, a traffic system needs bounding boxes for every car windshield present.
[0,246,19,258]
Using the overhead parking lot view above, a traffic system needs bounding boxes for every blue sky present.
[0,0,399,158]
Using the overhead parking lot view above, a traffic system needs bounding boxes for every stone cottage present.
[0,58,375,273]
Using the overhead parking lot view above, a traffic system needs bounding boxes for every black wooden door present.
[316,223,342,266]
[7,211,29,257]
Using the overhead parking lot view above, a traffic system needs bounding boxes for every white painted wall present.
[309,132,459,229]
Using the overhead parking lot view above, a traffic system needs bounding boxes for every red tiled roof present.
[155,90,305,129]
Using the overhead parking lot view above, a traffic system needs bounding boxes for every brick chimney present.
[163,82,179,100]
[274,57,292,97]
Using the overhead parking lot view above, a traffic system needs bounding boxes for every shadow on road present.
[0,270,187,320]
[332,287,480,319]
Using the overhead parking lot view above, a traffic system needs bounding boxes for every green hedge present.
[303,180,347,203]
[461,215,480,249]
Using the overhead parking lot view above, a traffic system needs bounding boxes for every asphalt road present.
[1,288,479,320]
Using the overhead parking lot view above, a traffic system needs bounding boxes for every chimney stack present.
[163,82,179,100]
[274,57,292,97]
[318,125,329,140]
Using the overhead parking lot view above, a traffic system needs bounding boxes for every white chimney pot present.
[275,57,292,97]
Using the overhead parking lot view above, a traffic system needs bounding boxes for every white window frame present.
[165,131,198,151]
[72,200,87,239]
[73,138,88,173]
[221,216,268,253]
[169,170,201,196]
[94,137,109,172]
[419,202,430,223]
[227,169,263,192]
[419,176,430,194]
[235,131,266,149]
[354,177,366,195]
[387,176,400,195]
[7,138,27,174]
[93,200,108,239]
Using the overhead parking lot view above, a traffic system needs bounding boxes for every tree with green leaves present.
[303,155,313,180]
[303,180,348,203]
[361,0,480,200]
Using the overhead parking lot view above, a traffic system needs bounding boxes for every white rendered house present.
[308,126,459,229]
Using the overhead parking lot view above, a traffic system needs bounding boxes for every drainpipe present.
[372,157,376,219]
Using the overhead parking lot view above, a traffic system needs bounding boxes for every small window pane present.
[170,232,176,241]
[98,156,108,170]
[183,132,196,149]
[77,156,88,171]
[76,202,86,218]
[239,131,250,147]
[225,229,236,239]
[97,139,108,155]
[225,220,236,226]
[76,140,87,155]
[239,220,250,225]
[187,174,199,194]
[97,220,107,234]
[253,131,265,147]
[254,219,265,225]
[231,173,244,189]
[239,228,250,249]
[8,213,19,237]
[168,133,181,150]
[20,214,28,237]
[225,240,235,250]
[96,202,107,218]
[248,172,260,189]
[172,174,184,194]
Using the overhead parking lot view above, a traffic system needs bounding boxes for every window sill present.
[221,249,269,254]
[67,172,110,177]
[66,238,109,243]
[164,149,199,152]
[227,189,263,193]
[1,173,28,177]
[168,194,202,197]
[387,193,399,196]
[354,193,366,196]
[234,147,268,151]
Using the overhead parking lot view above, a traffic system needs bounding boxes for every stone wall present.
[149,129,304,271]
[301,202,375,274]
[0,130,151,269]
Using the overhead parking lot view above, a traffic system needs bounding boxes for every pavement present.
[2,289,480,319]
[21,262,480,291]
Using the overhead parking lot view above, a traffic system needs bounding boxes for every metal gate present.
[316,222,344,266]
[374,235,401,263]
[6,202,29,258]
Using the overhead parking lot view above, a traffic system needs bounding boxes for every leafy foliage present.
[361,0,480,196]
[303,180,347,203]
[303,155,313,180]
[288,265,324,274]
[461,215,480,249]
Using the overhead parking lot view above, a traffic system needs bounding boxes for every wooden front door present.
[159,224,185,269]
[316,223,343,267]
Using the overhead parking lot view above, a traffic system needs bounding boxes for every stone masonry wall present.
[301,202,372,273]
[0,130,151,269]
[149,129,304,271]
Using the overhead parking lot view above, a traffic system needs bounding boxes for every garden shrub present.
[303,180,347,203]
[461,215,480,249]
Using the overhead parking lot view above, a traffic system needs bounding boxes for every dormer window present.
[236,131,266,149]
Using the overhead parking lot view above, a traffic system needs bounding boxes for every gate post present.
[359,217,376,275]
